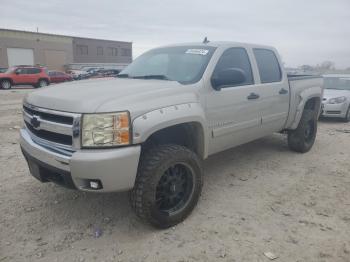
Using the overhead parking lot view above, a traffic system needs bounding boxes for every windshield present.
[5,67,16,73]
[324,77,350,90]
[119,46,216,84]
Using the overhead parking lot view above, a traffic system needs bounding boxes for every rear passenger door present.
[206,47,262,154]
[28,68,41,84]
[252,48,289,133]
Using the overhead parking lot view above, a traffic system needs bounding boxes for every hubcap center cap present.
[170,183,176,193]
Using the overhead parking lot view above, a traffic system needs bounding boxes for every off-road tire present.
[288,109,317,153]
[131,144,203,228]
[343,106,350,123]
[1,79,12,89]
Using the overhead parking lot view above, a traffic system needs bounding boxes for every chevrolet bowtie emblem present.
[31,116,41,129]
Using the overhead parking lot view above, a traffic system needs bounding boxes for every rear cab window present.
[253,49,282,83]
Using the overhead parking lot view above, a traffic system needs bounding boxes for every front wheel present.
[131,144,203,228]
[288,109,317,153]
[1,80,12,89]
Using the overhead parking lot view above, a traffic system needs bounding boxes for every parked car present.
[0,68,7,73]
[0,65,50,89]
[48,71,73,83]
[321,74,350,122]
[84,68,104,78]
[87,69,120,79]
[20,42,323,228]
[67,70,89,80]
[100,69,120,77]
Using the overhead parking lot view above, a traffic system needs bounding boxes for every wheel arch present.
[132,103,208,159]
[0,78,14,85]
[289,94,322,130]
[38,78,50,84]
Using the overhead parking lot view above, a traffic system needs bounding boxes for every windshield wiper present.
[116,73,130,78]
[132,75,173,81]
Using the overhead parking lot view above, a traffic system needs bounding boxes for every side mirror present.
[211,68,247,91]
[15,70,20,75]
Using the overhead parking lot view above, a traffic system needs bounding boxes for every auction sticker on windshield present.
[185,49,209,55]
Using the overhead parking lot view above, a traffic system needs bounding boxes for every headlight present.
[328,96,347,104]
[82,112,130,147]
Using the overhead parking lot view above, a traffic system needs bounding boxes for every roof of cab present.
[160,41,275,50]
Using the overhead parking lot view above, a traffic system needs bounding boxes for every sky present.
[1,0,349,68]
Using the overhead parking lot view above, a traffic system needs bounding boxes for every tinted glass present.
[97,47,103,56]
[30,68,41,74]
[253,49,282,83]
[213,48,254,87]
[16,68,27,74]
[120,46,216,84]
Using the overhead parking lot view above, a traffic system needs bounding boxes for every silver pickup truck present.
[20,42,323,228]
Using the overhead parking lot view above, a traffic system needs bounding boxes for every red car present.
[0,65,50,89]
[48,71,73,83]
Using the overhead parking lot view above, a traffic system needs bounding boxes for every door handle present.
[279,88,288,95]
[247,93,260,100]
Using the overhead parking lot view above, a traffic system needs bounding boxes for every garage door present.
[7,48,34,67]
[44,50,67,71]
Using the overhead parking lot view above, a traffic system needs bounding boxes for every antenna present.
[203,37,209,44]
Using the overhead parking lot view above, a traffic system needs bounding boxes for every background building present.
[0,28,132,71]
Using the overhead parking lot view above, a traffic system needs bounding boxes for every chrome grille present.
[23,103,81,155]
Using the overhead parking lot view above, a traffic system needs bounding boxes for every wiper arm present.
[116,73,129,78]
[133,75,173,81]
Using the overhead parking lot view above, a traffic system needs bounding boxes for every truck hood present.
[25,78,199,117]
[323,89,350,100]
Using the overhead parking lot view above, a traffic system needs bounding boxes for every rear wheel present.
[35,79,48,88]
[1,80,12,89]
[343,106,350,123]
[131,144,203,228]
[288,109,317,153]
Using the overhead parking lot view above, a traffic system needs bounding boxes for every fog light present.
[89,180,102,190]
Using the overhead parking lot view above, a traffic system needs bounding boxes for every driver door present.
[205,47,262,155]
[13,68,30,84]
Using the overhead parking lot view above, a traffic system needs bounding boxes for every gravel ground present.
[1,89,350,262]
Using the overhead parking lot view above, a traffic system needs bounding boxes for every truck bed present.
[284,74,324,129]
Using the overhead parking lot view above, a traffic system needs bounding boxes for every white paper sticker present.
[185,49,209,55]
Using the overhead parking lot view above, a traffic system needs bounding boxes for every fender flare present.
[289,86,322,130]
[132,103,209,158]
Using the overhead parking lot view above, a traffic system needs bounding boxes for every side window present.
[30,68,41,74]
[97,46,103,56]
[253,49,282,83]
[107,47,118,56]
[213,48,254,87]
[77,45,88,55]
[15,68,24,74]
[121,48,131,56]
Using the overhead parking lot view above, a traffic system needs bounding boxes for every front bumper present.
[321,102,348,118]
[20,128,141,192]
